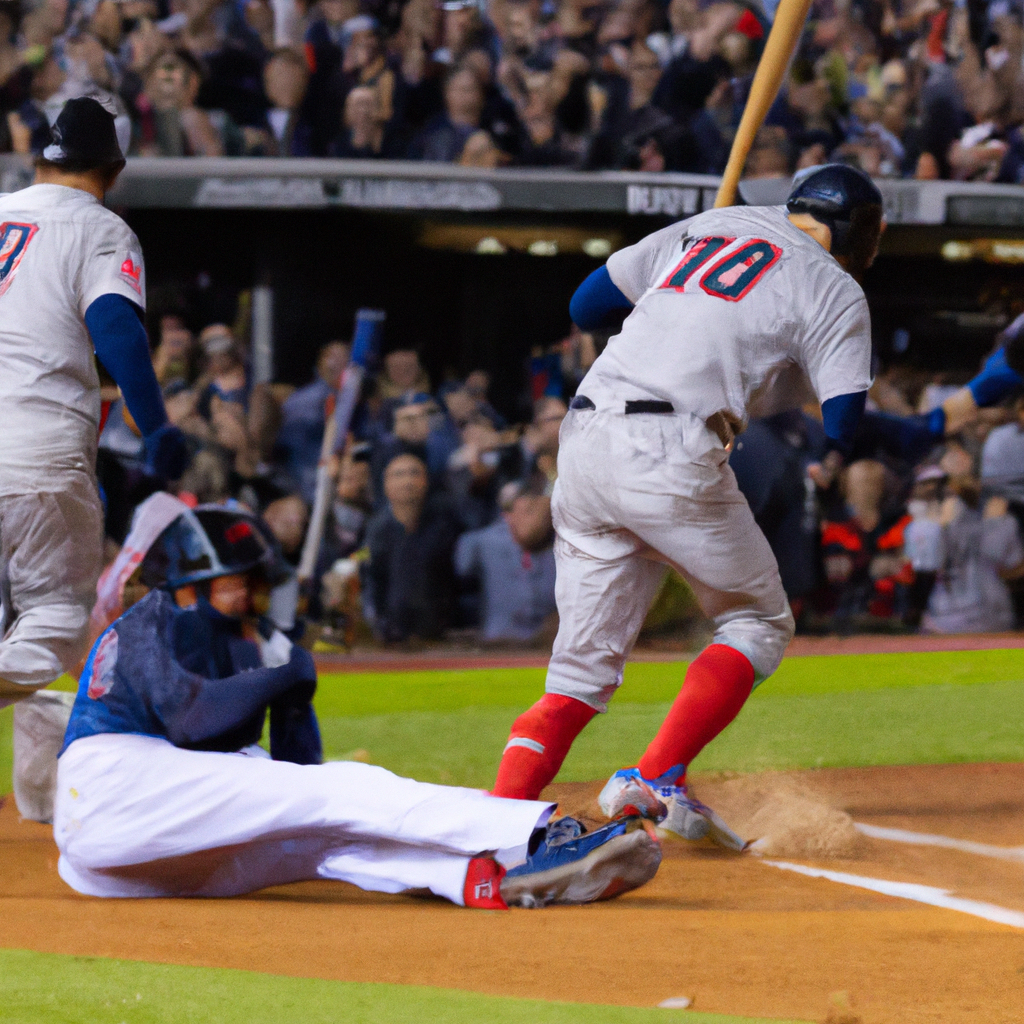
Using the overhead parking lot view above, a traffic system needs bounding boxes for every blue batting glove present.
[144,423,189,481]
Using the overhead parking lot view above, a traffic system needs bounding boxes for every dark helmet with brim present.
[140,506,291,591]
[786,163,884,272]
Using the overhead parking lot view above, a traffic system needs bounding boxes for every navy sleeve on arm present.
[569,266,634,331]
[164,648,317,747]
[821,391,867,457]
[967,346,1024,407]
[269,700,323,764]
[86,293,167,439]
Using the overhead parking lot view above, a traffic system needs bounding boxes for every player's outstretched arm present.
[164,644,317,747]
[85,293,188,480]
[569,266,634,330]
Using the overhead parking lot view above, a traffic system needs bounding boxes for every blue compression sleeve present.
[821,391,867,457]
[166,645,317,747]
[569,265,633,330]
[86,293,167,439]
[967,346,1023,407]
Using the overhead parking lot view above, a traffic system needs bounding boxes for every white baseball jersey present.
[0,183,146,493]
[583,205,872,426]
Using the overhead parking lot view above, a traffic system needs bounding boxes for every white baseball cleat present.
[598,766,747,851]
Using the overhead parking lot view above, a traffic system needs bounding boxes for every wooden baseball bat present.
[714,0,815,208]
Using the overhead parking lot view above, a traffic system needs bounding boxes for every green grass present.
[3,650,1024,794]
[0,949,811,1024]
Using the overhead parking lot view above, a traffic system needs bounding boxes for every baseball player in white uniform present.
[55,505,661,909]
[0,97,187,820]
[492,166,885,845]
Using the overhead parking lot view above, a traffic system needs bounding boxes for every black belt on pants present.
[569,396,674,415]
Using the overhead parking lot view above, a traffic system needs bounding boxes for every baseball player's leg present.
[493,535,666,799]
[55,734,553,902]
[12,690,77,822]
[0,476,103,702]
[626,463,794,786]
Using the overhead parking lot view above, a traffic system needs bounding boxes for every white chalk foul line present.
[764,860,1024,929]
[854,822,1024,863]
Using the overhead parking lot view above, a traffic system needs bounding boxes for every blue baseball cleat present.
[598,766,747,851]
[501,816,661,908]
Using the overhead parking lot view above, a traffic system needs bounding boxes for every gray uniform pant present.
[0,472,103,700]
[0,472,102,821]
[546,408,794,711]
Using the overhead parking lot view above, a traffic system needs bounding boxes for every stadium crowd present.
[0,0,1022,179]
[95,291,1024,648]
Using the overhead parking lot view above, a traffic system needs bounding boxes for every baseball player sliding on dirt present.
[0,98,187,819]
[492,165,886,843]
[54,505,661,908]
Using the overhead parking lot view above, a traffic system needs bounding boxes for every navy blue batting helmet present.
[42,96,124,169]
[786,164,883,265]
[140,506,290,591]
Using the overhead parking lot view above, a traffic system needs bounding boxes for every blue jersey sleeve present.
[569,266,634,330]
[86,293,167,439]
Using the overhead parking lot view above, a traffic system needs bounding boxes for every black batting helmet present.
[140,506,291,591]
[786,164,884,273]
[42,96,125,170]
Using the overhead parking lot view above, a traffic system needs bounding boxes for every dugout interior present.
[125,201,1024,419]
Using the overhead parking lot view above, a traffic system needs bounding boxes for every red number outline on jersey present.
[658,236,733,292]
[0,222,38,297]
[699,239,782,302]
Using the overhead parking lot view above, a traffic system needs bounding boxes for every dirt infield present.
[4,762,1024,1024]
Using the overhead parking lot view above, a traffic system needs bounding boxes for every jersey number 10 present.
[659,236,782,302]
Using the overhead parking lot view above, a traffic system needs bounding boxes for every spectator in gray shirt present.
[921,478,1024,634]
[455,480,557,643]
[981,398,1024,508]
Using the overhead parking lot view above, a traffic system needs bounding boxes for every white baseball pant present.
[54,734,553,904]
[545,407,794,712]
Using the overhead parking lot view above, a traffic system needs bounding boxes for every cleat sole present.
[501,825,662,908]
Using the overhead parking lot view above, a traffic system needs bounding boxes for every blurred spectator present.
[197,323,248,412]
[407,63,489,161]
[455,480,556,643]
[819,459,914,629]
[331,443,373,556]
[446,395,563,530]
[521,395,566,484]
[135,48,224,156]
[0,0,1018,180]
[259,47,315,155]
[275,339,349,502]
[370,391,450,499]
[921,480,1024,633]
[364,451,459,641]
[152,314,197,390]
[378,345,430,400]
[261,492,308,631]
[330,84,403,157]
[981,398,1024,511]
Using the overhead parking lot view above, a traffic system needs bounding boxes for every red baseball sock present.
[638,644,755,784]
[492,693,597,799]
[463,857,507,910]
